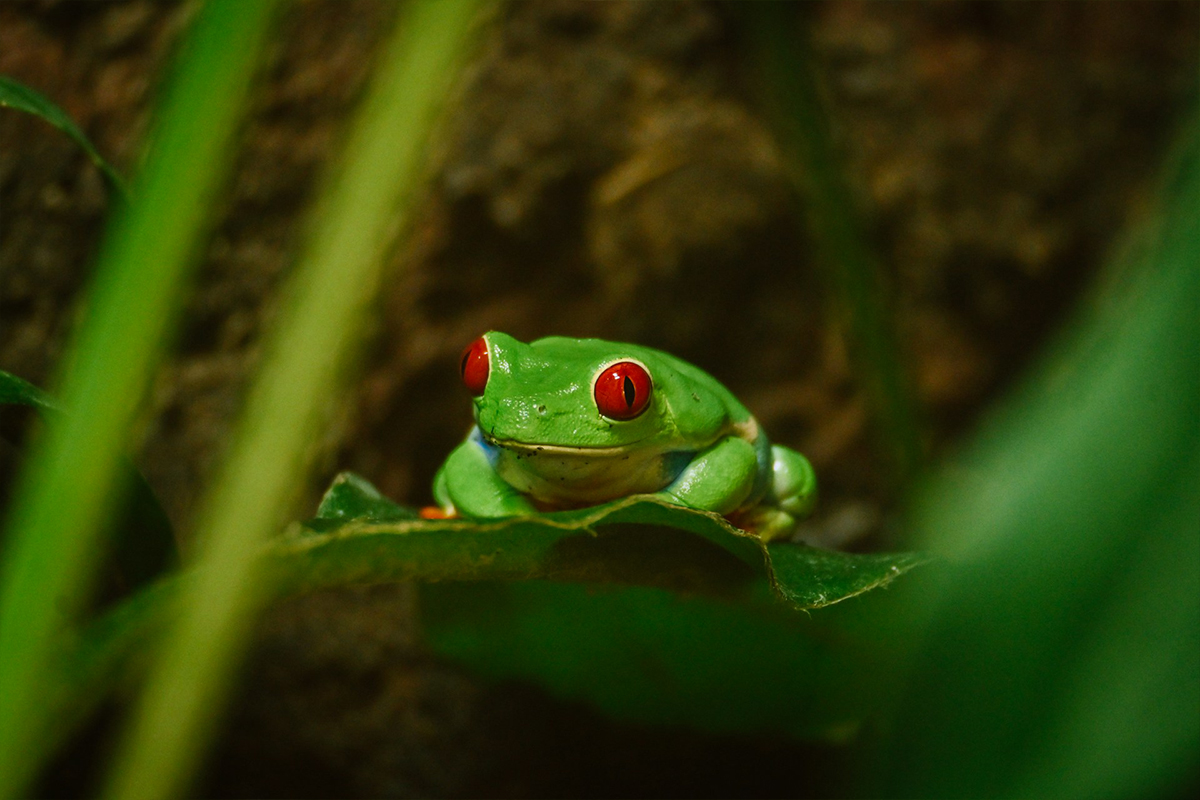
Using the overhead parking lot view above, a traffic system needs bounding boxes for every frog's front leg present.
[658,435,758,515]
[434,434,537,518]
[740,445,818,542]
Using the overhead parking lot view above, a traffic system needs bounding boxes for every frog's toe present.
[419,506,456,519]
[731,506,796,542]
[771,445,817,518]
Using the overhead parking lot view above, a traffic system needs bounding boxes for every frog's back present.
[642,345,754,424]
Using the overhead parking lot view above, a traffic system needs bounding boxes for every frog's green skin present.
[433,332,816,541]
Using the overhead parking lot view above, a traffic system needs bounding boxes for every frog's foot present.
[728,505,797,543]
[419,506,456,520]
[771,445,817,518]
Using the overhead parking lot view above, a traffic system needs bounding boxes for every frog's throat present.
[478,418,759,457]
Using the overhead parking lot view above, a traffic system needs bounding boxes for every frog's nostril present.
[537,404,547,414]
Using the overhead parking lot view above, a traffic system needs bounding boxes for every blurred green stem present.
[740,5,924,485]
[100,2,485,798]
[0,3,278,797]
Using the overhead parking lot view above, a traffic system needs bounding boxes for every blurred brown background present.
[2,1,1197,796]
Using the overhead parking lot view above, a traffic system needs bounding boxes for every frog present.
[431,332,816,541]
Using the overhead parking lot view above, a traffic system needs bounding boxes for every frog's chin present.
[480,431,681,506]
[481,432,649,458]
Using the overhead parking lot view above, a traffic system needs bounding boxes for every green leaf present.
[0,76,129,199]
[312,471,420,525]
[0,369,177,597]
[46,470,923,757]
[292,473,924,741]
[422,579,904,742]
[767,541,926,609]
[292,471,924,608]
[0,369,60,412]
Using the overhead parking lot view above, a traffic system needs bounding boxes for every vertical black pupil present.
[623,375,635,407]
[461,352,470,375]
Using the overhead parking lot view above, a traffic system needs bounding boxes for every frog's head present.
[459,331,728,455]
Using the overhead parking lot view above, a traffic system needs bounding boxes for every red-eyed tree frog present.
[432,332,817,541]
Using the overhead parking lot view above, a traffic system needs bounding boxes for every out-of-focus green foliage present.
[101,3,486,799]
[425,579,905,742]
[874,117,1200,798]
[0,75,129,197]
[0,2,277,795]
[738,4,924,483]
[0,370,176,596]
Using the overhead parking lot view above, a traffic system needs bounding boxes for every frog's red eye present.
[460,337,489,396]
[594,361,652,420]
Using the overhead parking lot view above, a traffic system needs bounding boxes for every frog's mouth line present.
[481,431,648,458]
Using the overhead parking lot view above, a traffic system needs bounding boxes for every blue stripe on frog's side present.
[468,425,498,467]
[660,448,698,484]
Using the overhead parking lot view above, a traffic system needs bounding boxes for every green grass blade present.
[0,368,60,412]
[738,5,924,483]
[0,75,130,199]
[100,3,486,798]
[0,3,279,797]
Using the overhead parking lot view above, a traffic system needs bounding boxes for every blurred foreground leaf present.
[875,118,1200,797]
[0,76,129,198]
[0,370,177,596]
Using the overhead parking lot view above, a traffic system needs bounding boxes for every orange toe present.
[419,506,454,519]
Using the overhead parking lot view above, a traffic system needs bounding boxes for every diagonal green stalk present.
[100,3,485,798]
[739,5,925,485]
[0,3,279,797]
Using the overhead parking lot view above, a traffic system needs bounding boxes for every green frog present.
[431,332,816,541]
